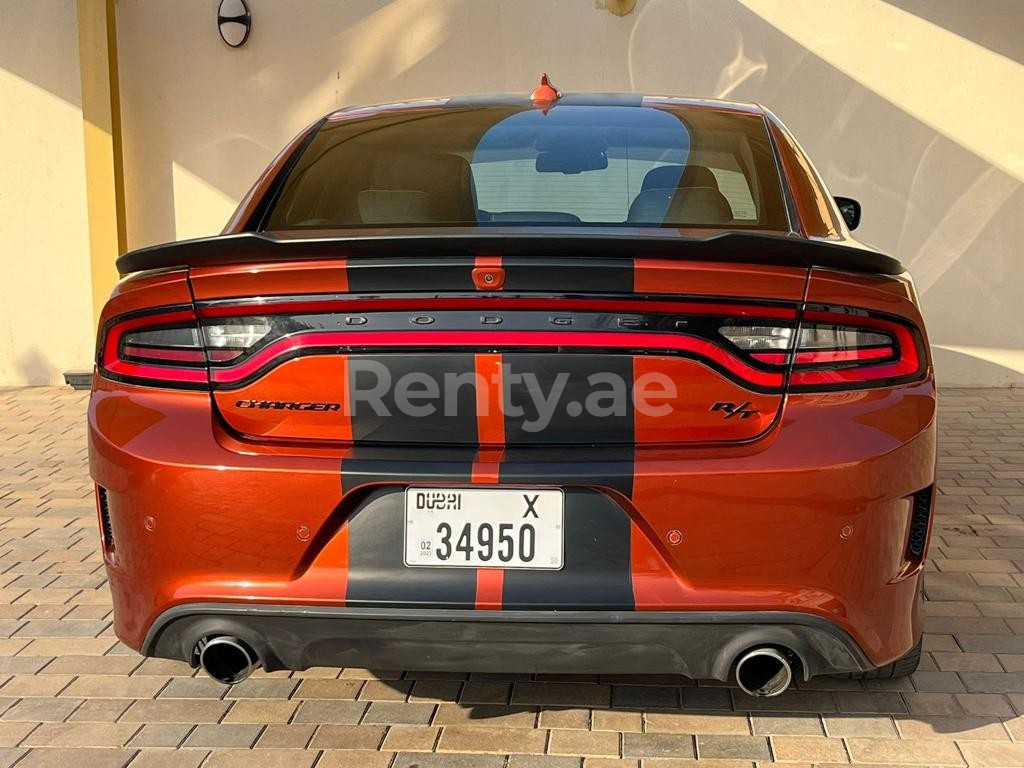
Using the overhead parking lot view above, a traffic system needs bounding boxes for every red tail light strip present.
[209,330,786,389]
[121,345,207,364]
[751,347,894,366]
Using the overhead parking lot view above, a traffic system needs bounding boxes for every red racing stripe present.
[475,567,505,610]
[472,353,506,605]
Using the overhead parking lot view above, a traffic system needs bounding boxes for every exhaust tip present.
[196,636,259,685]
[735,647,793,697]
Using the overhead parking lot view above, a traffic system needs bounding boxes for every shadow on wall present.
[15,349,59,387]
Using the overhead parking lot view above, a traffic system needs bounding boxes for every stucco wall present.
[0,0,95,385]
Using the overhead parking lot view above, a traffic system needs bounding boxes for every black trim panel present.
[142,603,880,681]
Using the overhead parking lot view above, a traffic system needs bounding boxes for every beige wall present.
[0,1,95,385]
[2,0,1022,386]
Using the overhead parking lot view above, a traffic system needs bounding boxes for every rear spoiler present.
[117,229,905,276]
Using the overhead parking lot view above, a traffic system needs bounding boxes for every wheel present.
[847,638,922,680]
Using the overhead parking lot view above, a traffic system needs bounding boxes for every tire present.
[847,638,922,680]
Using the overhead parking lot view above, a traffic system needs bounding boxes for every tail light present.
[97,307,271,388]
[720,306,925,391]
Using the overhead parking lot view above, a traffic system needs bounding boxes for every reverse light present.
[204,321,271,349]
[719,325,793,351]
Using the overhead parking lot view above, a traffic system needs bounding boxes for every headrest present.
[641,165,720,192]
[628,186,734,226]
[360,152,476,223]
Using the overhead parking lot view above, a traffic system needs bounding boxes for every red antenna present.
[531,73,561,110]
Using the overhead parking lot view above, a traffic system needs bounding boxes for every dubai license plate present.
[404,487,563,569]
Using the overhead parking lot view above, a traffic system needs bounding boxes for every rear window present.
[263,104,789,231]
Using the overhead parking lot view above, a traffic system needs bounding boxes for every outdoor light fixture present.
[217,0,251,48]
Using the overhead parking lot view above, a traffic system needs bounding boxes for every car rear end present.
[88,92,936,692]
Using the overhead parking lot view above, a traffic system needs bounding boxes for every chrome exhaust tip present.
[734,646,794,697]
[195,636,260,685]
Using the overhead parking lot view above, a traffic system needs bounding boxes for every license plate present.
[404,487,564,569]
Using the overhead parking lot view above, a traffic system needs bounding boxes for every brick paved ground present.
[0,386,1022,767]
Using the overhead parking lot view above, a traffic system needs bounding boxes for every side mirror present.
[834,196,861,231]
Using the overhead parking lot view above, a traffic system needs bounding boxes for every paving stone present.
[64,674,167,698]
[512,682,612,708]
[621,733,696,759]
[318,751,396,768]
[254,724,316,749]
[120,699,231,724]
[823,714,898,737]
[646,713,749,735]
[409,679,463,703]
[224,678,297,699]
[695,734,771,761]
[65,698,132,722]
[181,723,263,748]
[360,701,436,725]
[591,710,642,732]
[393,754,504,768]
[358,679,412,701]
[844,736,966,765]
[611,685,679,710]
[770,734,848,762]
[459,681,511,704]
[957,741,1024,767]
[381,724,440,751]
[750,713,824,735]
[548,729,620,757]
[433,703,538,727]
[203,749,318,768]
[128,723,194,748]
[21,722,139,748]
[221,699,297,723]
[1,697,81,722]
[15,748,136,768]
[156,676,226,699]
[437,725,548,754]
[291,678,363,699]
[507,757,583,768]
[291,700,367,724]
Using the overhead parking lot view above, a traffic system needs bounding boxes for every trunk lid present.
[190,254,808,446]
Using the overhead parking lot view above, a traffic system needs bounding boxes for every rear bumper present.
[145,603,874,681]
[90,377,937,669]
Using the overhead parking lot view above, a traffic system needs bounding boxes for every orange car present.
[89,80,935,697]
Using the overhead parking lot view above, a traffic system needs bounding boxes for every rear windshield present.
[263,104,789,231]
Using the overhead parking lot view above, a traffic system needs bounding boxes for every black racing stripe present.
[343,488,477,608]
[503,354,635,446]
[502,258,633,293]
[497,446,634,499]
[347,354,477,444]
[340,445,476,494]
[501,488,634,610]
[346,257,476,292]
